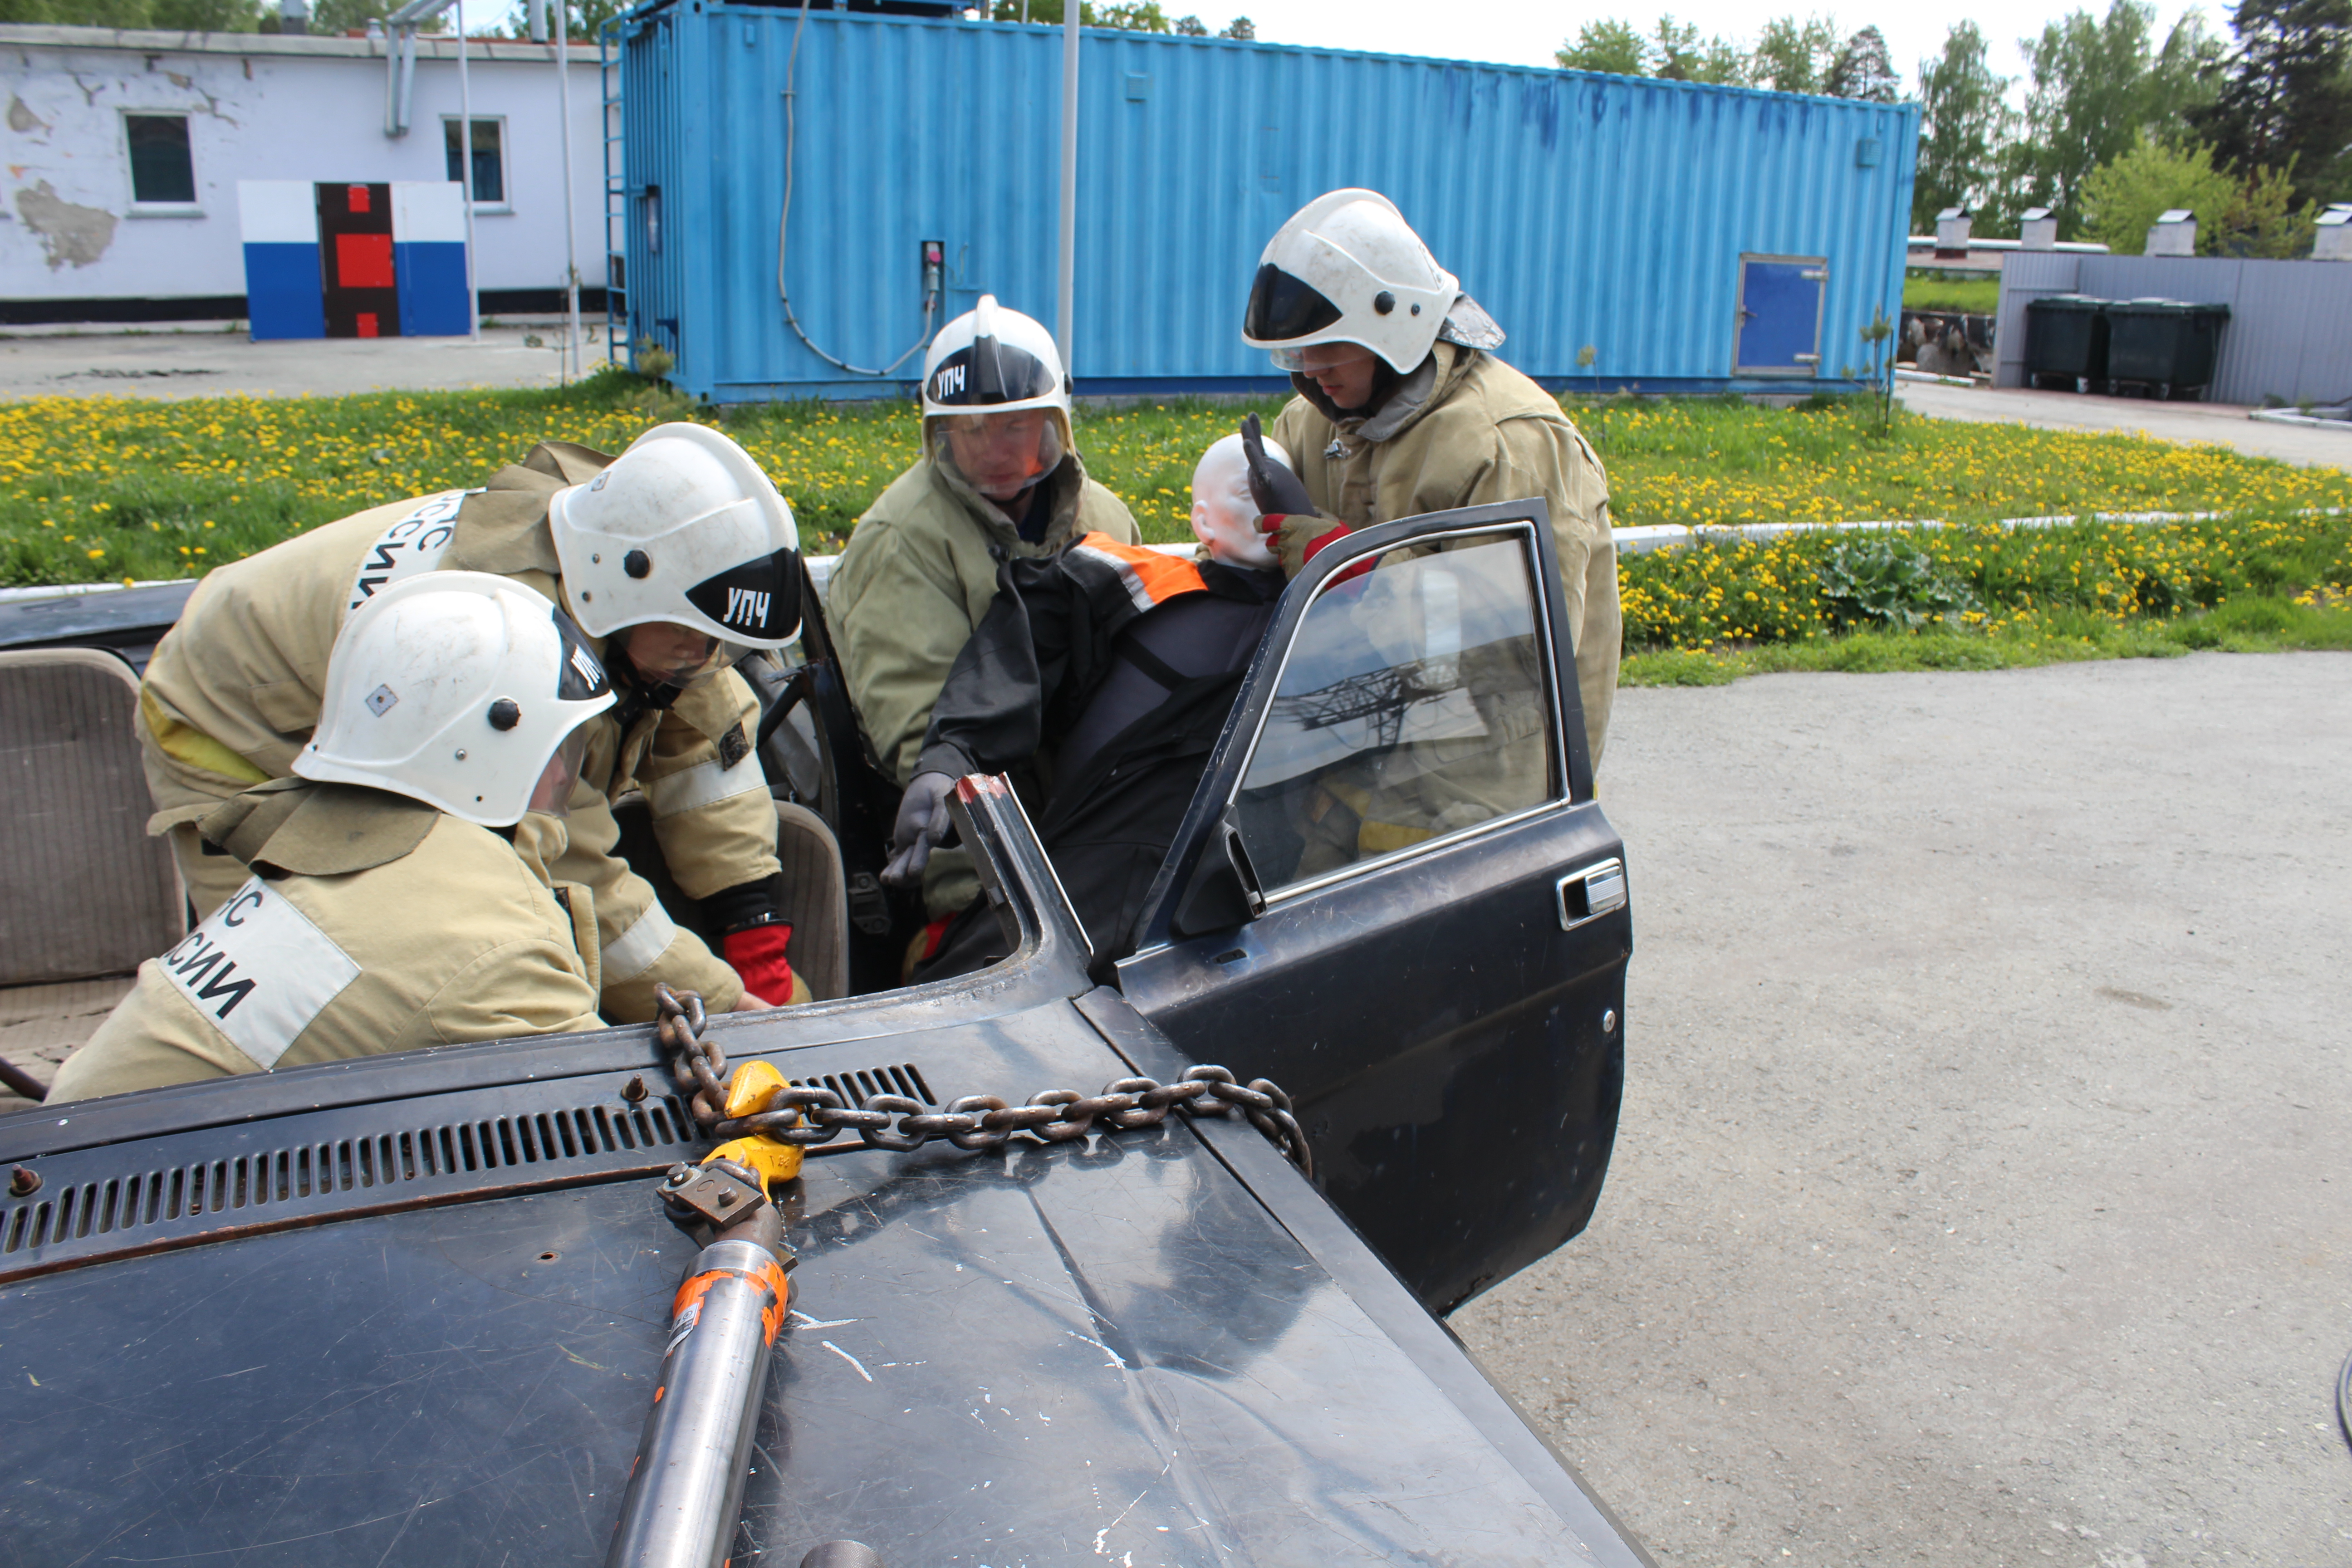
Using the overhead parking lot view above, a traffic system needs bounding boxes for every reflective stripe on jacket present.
[49,781,605,1103]
[134,442,769,1018]
[915,538,1283,958]
[915,531,1215,783]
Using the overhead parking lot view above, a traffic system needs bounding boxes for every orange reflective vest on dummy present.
[911,533,1286,965]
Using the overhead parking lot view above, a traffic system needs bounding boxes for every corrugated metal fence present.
[612,5,1917,403]
[1995,252,2352,406]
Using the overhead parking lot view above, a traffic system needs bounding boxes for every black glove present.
[1242,412,1318,519]
[883,771,959,888]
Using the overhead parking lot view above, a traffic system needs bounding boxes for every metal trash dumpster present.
[2024,294,2108,390]
[2102,298,2230,400]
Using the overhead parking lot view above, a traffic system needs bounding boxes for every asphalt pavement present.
[0,322,588,399]
[1896,381,2351,470]
[1454,652,2352,1567]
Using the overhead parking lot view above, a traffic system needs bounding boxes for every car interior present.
[0,572,883,1111]
[0,515,1574,1111]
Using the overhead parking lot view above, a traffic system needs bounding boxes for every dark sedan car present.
[0,500,1638,1565]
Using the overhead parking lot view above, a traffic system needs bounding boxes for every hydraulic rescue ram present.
[605,1160,794,1568]
[608,985,1311,1567]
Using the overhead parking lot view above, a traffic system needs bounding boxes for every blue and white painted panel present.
[236,179,325,340]
[392,181,470,337]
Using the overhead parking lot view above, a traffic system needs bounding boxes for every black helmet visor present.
[927,335,1058,407]
[1243,262,1343,344]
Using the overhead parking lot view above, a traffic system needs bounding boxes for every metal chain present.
[654,983,1313,1179]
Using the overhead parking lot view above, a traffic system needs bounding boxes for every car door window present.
[1231,529,1562,892]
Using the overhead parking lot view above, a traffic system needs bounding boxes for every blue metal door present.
[1735,254,1828,375]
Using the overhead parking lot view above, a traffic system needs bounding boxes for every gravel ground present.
[1455,652,2352,1568]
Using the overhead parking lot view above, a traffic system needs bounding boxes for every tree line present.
[1916,0,2347,257]
[1560,14,1901,98]
[985,1,1253,35]
[1567,1,2351,259]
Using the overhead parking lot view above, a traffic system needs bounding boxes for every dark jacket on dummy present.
[915,532,1285,968]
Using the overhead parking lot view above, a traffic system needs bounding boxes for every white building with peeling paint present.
[1,23,603,323]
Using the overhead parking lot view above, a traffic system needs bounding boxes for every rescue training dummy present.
[1240,188,1621,768]
[50,574,619,1102]
[828,295,1139,931]
[880,429,1294,978]
[134,423,810,1019]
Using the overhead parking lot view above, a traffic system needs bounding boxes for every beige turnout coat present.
[49,780,604,1103]
[135,442,775,1019]
[828,450,1137,920]
[1269,343,1622,768]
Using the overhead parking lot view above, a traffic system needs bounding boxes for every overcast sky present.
[1219,0,2220,98]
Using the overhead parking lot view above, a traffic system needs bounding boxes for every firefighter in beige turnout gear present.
[829,295,1138,927]
[135,425,811,1022]
[1240,189,1621,772]
[51,574,614,1102]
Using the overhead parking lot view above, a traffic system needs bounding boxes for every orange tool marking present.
[671,1262,793,1346]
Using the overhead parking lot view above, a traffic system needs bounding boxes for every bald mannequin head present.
[1189,431,1290,570]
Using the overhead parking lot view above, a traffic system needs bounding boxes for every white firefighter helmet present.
[920,295,1073,500]
[548,422,801,654]
[1240,188,1504,375]
[297,571,616,827]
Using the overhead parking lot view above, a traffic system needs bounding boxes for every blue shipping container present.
[608,7,1917,403]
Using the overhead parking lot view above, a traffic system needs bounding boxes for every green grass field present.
[1901,273,2003,315]
[5,372,2348,680]
[1622,591,2352,685]
[0,374,1282,583]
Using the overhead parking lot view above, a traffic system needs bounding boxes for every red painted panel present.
[347,183,371,213]
[356,313,379,338]
[336,233,395,290]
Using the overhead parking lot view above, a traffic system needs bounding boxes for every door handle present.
[1556,858,1627,931]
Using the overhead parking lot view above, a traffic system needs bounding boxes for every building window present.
[443,118,505,206]
[126,114,196,205]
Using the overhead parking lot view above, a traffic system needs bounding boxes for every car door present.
[1115,501,1632,1315]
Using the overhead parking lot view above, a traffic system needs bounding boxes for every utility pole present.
[456,0,479,338]
[1055,1,1078,379]
[555,0,581,380]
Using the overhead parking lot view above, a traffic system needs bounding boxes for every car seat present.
[0,648,189,1103]
[607,793,852,1004]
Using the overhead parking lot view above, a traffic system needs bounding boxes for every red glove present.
[1264,518,1372,585]
[721,923,799,1007]
[1301,522,1355,565]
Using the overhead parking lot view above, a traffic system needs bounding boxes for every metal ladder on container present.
[599,18,627,368]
